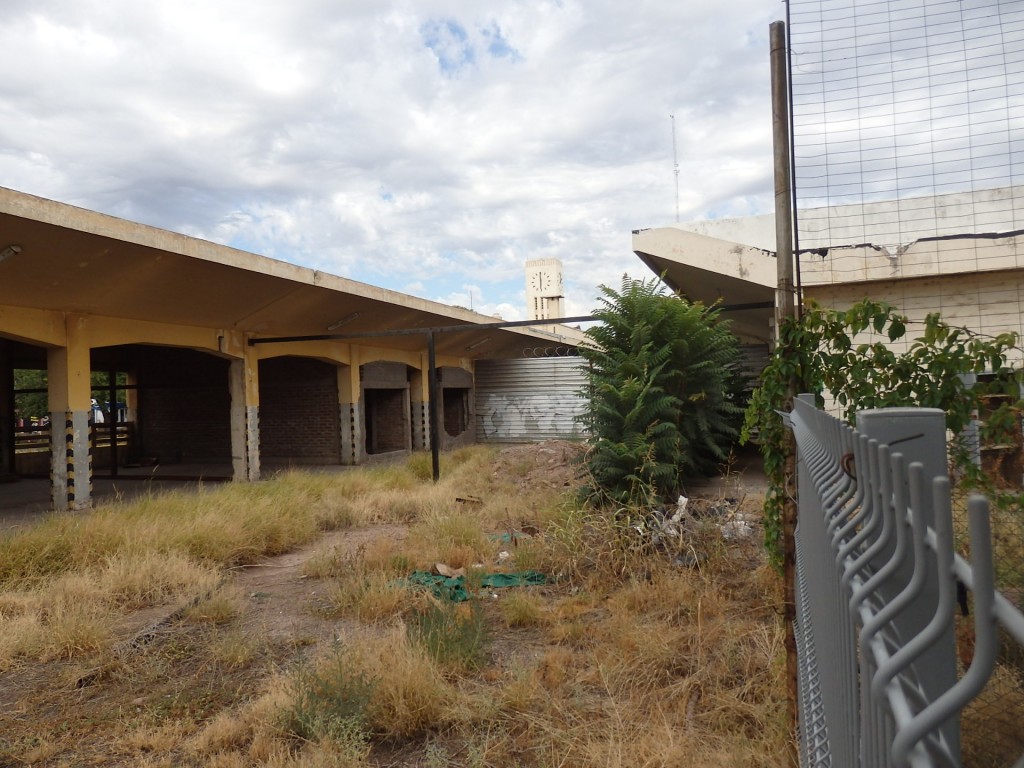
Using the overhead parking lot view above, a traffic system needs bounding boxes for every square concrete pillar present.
[229,351,260,482]
[410,365,430,451]
[51,410,92,510]
[47,324,92,510]
[338,364,363,465]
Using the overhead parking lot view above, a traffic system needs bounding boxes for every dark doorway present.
[443,387,470,437]
[364,388,409,454]
[259,357,341,464]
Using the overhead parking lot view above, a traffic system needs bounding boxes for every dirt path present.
[229,523,410,644]
[0,523,413,766]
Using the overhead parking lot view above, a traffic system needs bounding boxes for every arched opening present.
[258,356,341,465]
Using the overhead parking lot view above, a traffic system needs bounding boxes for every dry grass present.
[0,470,362,584]
[961,662,1024,767]
[0,443,789,766]
[327,568,425,623]
[500,592,547,628]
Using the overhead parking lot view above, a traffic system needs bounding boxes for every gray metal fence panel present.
[790,397,1024,768]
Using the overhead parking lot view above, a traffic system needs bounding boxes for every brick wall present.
[135,348,232,463]
[259,357,340,463]
[809,270,1024,366]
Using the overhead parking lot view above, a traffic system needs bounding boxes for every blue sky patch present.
[421,19,475,74]
[481,23,521,61]
[421,19,522,74]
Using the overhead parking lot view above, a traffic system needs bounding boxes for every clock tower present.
[525,258,565,321]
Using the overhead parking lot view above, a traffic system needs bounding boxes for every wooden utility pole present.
[770,18,800,765]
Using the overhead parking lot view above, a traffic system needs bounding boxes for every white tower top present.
[525,258,565,321]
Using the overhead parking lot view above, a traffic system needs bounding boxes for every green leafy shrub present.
[578,276,745,507]
[283,646,374,750]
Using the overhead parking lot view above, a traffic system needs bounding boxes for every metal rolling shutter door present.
[475,357,589,443]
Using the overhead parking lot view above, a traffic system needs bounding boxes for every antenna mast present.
[670,114,680,222]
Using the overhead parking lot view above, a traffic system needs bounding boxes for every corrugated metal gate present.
[475,357,588,443]
[739,343,769,391]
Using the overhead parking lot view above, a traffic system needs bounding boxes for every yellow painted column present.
[47,314,93,510]
[410,353,430,451]
[337,346,363,465]
[227,335,261,481]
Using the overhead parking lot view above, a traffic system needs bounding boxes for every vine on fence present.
[743,298,1024,568]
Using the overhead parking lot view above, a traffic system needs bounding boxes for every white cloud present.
[0,0,784,314]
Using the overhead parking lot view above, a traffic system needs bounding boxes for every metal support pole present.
[772,19,796,332]
[771,19,800,765]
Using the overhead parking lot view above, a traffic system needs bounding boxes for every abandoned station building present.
[0,187,587,511]
[634,187,1024,368]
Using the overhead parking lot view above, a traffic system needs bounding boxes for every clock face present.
[529,270,559,293]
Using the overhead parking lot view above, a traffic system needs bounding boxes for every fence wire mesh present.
[786,6,1024,759]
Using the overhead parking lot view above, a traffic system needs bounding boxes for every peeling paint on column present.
[246,405,260,481]
[339,403,351,464]
[411,401,430,450]
[351,406,357,460]
[353,401,364,463]
[340,402,364,465]
[52,410,91,510]
[64,414,74,507]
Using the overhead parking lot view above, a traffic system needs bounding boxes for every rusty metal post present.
[771,18,800,765]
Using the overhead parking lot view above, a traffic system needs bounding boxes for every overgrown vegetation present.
[0,444,787,766]
[283,645,374,754]
[407,599,490,671]
[743,298,1024,568]
[578,276,745,507]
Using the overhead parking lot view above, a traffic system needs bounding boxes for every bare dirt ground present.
[0,443,772,767]
[0,523,416,766]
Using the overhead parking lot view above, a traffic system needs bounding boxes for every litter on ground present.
[406,570,547,602]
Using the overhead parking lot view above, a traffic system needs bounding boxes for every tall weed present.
[408,599,490,672]
[282,646,373,752]
[342,625,455,740]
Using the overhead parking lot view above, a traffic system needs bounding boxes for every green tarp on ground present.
[405,570,547,602]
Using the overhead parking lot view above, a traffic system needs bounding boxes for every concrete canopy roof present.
[632,226,776,344]
[0,187,585,360]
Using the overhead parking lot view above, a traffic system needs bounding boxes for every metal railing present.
[789,396,1024,768]
[14,423,134,474]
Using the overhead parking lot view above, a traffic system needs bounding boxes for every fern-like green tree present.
[578,277,745,507]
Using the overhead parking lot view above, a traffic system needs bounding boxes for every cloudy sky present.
[1,0,783,320]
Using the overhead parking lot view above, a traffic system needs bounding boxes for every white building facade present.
[634,186,1024,364]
